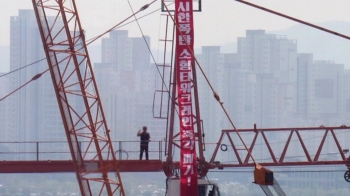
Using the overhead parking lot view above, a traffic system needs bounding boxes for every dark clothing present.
[140,145,149,160]
[139,132,150,160]
[140,132,150,146]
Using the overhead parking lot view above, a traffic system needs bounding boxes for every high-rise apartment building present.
[344,70,350,124]
[101,30,151,71]
[296,53,313,121]
[234,30,298,128]
[195,46,226,158]
[95,30,164,159]
[8,10,70,159]
[0,73,10,140]
[297,56,345,125]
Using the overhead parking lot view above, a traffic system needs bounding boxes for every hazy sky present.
[1,0,350,72]
[1,0,350,47]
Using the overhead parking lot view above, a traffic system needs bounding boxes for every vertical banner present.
[175,0,198,195]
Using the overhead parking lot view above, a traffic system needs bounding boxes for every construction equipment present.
[158,1,350,196]
[166,177,220,196]
[29,0,350,195]
[32,0,125,195]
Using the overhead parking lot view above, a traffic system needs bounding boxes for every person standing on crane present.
[137,126,151,160]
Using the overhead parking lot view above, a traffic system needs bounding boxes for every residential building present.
[195,46,226,158]
[95,30,164,160]
[0,73,11,144]
[8,10,70,160]
[235,30,298,128]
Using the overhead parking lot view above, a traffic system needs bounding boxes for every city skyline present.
[1,10,350,162]
[1,4,350,196]
[2,0,350,72]
[1,1,350,46]
[1,20,350,73]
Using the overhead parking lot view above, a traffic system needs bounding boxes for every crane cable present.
[126,0,167,94]
[0,54,72,102]
[234,0,350,41]
[126,1,184,166]
[0,1,160,102]
[160,0,350,166]
[0,58,47,78]
[160,0,258,164]
[0,4,167,80]
[86,0,158,46]
[0,70,48,102]
[87,0,160,139]
[125,0,181,116]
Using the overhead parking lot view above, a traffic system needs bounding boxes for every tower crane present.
[32,0,125,195]
[31,0,271,195]
[156,0,350,195]
[29,0,350,195]
[158,0,282,195]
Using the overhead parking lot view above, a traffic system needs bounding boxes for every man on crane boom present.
[137,126,151,160]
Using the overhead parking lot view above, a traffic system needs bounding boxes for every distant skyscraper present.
[9,10,41,147]
[297,53,346,125]
[101,30,151,71]
[301,58,345,125]
[344,70,350,124]
[0,73,10,140]
[195,46,226,158]
[8,10,69,159]
[235,30,298,128]
[296,53,313,121]
[95,30,164,159]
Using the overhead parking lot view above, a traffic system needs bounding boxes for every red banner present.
[175,0,198,195]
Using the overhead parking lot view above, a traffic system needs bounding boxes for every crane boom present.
[32,0,125,195]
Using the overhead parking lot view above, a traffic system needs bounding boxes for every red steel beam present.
[0,158,348,173]
[222,126,350,132]
[295,130,312,162]
[218,161,348,168]
[211,126,350,168]
[0,160,163,173]
[2,126,349,173]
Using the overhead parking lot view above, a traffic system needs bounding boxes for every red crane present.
[157,0,350,195]
[156,0,282,195]
[16,0,349,196]
[32,0,125,195]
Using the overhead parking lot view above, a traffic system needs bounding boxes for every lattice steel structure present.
[32,0,125,195]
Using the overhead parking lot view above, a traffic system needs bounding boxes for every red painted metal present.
[244,131,259,164]
[8,0,347,195]
[210,126,350,168]
[2,125,350,174]
[0,160,163,173]
[280,130,294,163]
[227,132,243,165]
[261,131,277,163]
[218,161,348,168]
[32,0,124,195]
[2,159,348,174]
[331,129,347,160]
[174,0,198,193]
[295,130,312,162]
[162,1,206,182]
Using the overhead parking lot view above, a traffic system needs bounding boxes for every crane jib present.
[174,0,198,195]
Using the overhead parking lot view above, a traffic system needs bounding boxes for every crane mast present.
[163,0,207,195]
[32,0,125,195]
[162,1,284,195]
[173,0,199,194]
